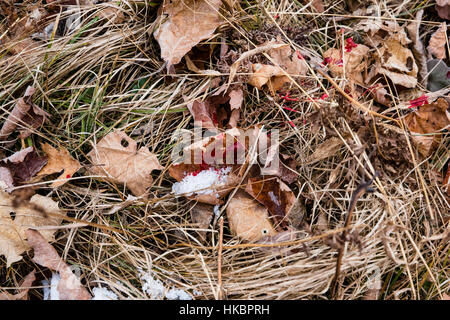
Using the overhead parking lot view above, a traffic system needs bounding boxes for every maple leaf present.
[38,143,81,187]
[88,130,163,196]
[0,191,65,267]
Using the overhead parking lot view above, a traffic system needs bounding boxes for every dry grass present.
[0,0,449,300]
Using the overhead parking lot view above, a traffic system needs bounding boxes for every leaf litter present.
[0,0,449,301]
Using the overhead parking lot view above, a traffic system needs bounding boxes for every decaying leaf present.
[26,229,91,300]
[88,130,163,196]
[428,23,448,60]
[427,59,450,92]
[0,86,49,141]
[153,0,223,66]
[190,202,214,241]
[0,191,64,267]
[366,37,418,88]
[307,137,344,164]
[406,10,428,86]
[323,44,370,85]
[245,177,295,229]
[255,229,299,255]
[0,269,36,300]
[443,161,450,196]
[436,0,450,20]
[186,85,243,129]
[248,40,308,94]
[226,190,277,242]
[404,98,450,156]
[38,143,81,187]
[0,147,48,190]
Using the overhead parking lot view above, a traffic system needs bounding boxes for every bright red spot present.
[408,95,429,108]
[66,174,71,179]
[344,37,358,53]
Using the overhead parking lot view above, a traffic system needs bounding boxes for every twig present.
[330,172,380,298]
[316,69,400,124]
[217,216,224,300]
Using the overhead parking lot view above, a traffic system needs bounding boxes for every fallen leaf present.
[247,63,288,93]
[186,85,243,129]
[226,190,277,242]
[323,43,370,86]
[0,269,36,300]
[245,177,296,229]
[38,143,81,187]
[26,229,91,300]
[436,0,450,20]
[427,59,450,92]
[406,10,428,87]
[404,98,450,156]
[366,37,418,88]
[0,86,49,141]
[255,229,299,255]
[307,137,344,164]
[267,38,308,77]
[428,23,448,60]
[190,202,214,241]
[0,191,64,267]
[153,0,223,67]
[0,147,48,189]
[88,130,163,196]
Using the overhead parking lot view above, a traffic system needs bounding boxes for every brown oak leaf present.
[0,270,36,300]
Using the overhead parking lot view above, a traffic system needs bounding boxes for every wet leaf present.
[190,202,214,241]
[38,143,81,187]
[427,59,450,92]
[226,190,277,242]
[153,0,223,67]
[0,147,48,189]
[245,177,295,229]
[0,270,36,300]
[186,85,243,129]
[404,98,450,156]
[0,191,64,267]
[26,229,91,300]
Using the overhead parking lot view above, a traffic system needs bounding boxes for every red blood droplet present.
[66,174,71,179]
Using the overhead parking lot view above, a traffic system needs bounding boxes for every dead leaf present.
[0,269,36,300]
[245,177,296,229]
[38,143,81,187]
[366,38,418,88]
[0,147,48,190]
[255,229,299,255]
[427,59,450,92]
[226,190,277,242]
[26,229,91,300]
[443,293,450,300]
[406,10,428,87]
[186,85,243,129]
[307,137,344,164]
[323,44,370,86]
[436,0,450,20]
[404,98,450,156]
[0,191,64,267]
[248,63,289,94]
[190,203,214,241]
[0,86,49,141]
[88,130,163,196]
[153,0,223,67]
[428,23,448,60]
[443,165,450,196]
